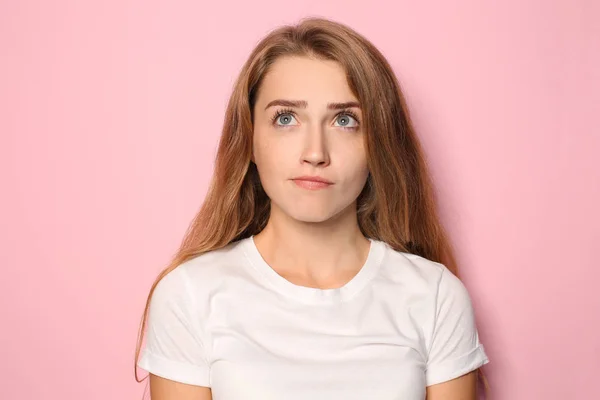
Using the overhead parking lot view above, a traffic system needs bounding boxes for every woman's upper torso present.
[138,236,489,400]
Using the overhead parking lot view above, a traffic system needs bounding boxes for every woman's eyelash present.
[270,108,361,126]
[270,108,296,124]
[338,109,361,124]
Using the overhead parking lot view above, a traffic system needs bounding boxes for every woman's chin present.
[284,205,350,225]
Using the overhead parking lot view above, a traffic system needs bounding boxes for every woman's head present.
[251,55,369,224]
[136,15,471,386]
[209,17,448,253]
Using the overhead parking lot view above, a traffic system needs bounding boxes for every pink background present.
[1,1,598,399]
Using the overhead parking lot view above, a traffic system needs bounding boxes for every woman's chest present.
[206,296,429,399]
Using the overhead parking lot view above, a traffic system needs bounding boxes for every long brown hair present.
[134,16,489,394]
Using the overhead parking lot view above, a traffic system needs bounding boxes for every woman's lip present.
[292,178,333,190]
[292,176,333,184]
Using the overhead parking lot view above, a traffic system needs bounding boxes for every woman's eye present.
[273,112,359,129]
[275,113,298,126]
[334,114,359,129]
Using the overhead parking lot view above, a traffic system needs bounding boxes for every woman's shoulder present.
[378,242,469,301]
[379,243,445,282]
[155,239,249,298]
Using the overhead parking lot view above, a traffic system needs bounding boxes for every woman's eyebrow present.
[264,99,361,110]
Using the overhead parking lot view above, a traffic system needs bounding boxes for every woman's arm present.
[425,370,478,399]
[149,374,212,400]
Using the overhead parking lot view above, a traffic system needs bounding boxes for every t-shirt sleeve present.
[137,266,211,387]
[425,266,489,387]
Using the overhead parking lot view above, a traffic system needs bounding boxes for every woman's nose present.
[300,125,330,167]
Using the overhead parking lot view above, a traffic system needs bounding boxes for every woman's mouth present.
[291,176,334,190]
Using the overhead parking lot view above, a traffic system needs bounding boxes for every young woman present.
[135,17,490,400]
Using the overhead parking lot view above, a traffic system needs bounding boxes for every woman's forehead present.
[257,56,356,106]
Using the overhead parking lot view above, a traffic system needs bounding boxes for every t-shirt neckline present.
[241,235,386,305]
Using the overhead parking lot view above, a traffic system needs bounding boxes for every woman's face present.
[252,56,369,224]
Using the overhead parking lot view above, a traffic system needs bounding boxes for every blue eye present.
[270,108,298,127]
[334,113,359,129]
[275,113,297,126]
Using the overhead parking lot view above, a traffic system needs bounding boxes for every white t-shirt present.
[138,236,489,399]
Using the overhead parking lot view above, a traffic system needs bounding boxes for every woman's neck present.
[252,203,371,289]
